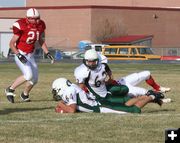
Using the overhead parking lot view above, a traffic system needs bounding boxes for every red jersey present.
[12,18,46,53]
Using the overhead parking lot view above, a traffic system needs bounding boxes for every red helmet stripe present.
[32,8,35,15]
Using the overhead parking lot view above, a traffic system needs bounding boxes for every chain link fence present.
[152,47,180,56]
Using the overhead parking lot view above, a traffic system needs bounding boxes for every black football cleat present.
[5,87,15,103]
[146,90,165,106]
[20,92,31,102]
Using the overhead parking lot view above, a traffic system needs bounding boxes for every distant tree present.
[93,18,128,43]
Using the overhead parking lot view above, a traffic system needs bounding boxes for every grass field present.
[0,62,180,143]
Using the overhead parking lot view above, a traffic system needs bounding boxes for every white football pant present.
[15,50,38,85]
[100,107,128,114]
[117,71,151,97]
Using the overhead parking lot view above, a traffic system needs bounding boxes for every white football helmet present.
[26,8,40,18]
[52,78,72,101]
[83,49,99,70]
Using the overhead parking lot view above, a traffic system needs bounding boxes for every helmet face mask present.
[52,89,62,101]
[83,59,99,70]
[52,78,72,101]
[83,49,99,70]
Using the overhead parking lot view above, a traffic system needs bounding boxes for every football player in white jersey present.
[92,50,171,103]
[52,78,164,114]
[74,49,130,104]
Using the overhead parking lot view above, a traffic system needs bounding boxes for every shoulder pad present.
[74,64,90,79]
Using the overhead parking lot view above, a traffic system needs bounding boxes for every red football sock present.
[146,75,160,91]
[110,79,119,85]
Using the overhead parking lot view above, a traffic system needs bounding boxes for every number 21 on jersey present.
[26,31,40,44]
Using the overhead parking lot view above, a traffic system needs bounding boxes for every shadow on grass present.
[11,98,56,103]
[0,106,54,115]
[145,108,176,113]
[31,99,57,102]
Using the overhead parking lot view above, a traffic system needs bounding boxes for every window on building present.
[0,0,25,7]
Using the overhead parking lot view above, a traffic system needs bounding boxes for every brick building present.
[1,0,180,53]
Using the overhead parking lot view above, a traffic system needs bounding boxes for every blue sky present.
[0,0,25,7]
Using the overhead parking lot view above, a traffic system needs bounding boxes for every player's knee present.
[116,85,129,95]
[120,85,129,95]
[141,70,151,79]
[109,85,129,96]
[30,78,38,85]
[24,73,33,81]
[145,70,151,76]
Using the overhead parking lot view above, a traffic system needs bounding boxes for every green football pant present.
[106,84,129,96]
[104,94,131,104]
[99,100,141,113]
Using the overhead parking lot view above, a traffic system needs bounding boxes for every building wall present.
[0,1,180,51]
[40,8,92,50]
[92,7,180,48]
[0,7,92,50]
[0,19,18,32]
[26,0,180,8]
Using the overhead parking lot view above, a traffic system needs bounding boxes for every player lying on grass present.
[52,78,165,114]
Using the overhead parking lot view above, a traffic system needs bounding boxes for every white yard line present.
[0,116,102,123]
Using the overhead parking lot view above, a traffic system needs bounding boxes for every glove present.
[16,53,27,64]
[46,52,54,64]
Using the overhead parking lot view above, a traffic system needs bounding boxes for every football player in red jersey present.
[5,8,54,103]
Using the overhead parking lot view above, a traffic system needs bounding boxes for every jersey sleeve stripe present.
[13,22,20,30]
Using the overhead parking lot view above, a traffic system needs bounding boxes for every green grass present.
[0,62,180,143]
